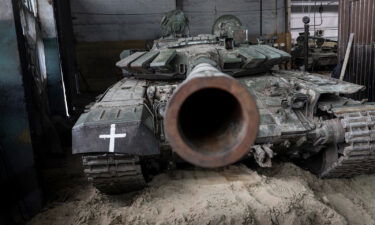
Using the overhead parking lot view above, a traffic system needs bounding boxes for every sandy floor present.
[28,161,375,225]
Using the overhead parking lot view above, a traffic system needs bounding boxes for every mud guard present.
[72,79,160,156]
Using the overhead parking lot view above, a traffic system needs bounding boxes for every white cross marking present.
[99,124,126,152]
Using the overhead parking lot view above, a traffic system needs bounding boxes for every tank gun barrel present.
[164,63,260,168]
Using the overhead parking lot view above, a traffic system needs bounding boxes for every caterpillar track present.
[321,110,375,178]
[82,154,146,194]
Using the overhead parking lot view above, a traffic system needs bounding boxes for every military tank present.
[292,31,338,71]
[73,12,375,194]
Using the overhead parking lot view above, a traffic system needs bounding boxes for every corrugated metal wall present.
[339,0,375,100]
[182,0,286,39]
[70,0,175,42]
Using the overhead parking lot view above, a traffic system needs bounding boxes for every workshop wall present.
[70,0,176,42]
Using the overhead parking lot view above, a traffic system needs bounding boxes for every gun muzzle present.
[164,63,259,168]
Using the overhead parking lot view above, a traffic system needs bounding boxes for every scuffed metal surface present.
[117,35,291,79]
[72,79,158,155]
[274,70,365,94]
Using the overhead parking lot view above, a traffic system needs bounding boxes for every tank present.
[292,31,338,71]
[72,12,375,194]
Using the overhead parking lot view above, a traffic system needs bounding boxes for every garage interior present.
[2,0,375,224]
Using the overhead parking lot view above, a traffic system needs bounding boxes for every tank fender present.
[72,104,159,155]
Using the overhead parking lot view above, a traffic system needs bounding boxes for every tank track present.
[82,154,146,194]
[321,111,375,178]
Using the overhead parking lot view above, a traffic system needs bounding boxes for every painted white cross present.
[99,124,127,152]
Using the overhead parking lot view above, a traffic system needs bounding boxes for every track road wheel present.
[307,110,375,178]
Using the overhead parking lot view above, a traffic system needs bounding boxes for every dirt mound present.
[28,163,375,225]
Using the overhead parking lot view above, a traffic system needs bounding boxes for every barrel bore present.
[179,88,243,153]
[164,63,259,168]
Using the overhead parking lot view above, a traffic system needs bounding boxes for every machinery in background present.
[72,12,375,194]
[292,29,338,71]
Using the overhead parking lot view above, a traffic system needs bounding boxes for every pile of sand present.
[28,163,375,225]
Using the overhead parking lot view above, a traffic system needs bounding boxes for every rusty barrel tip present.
[164,63,260,168]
